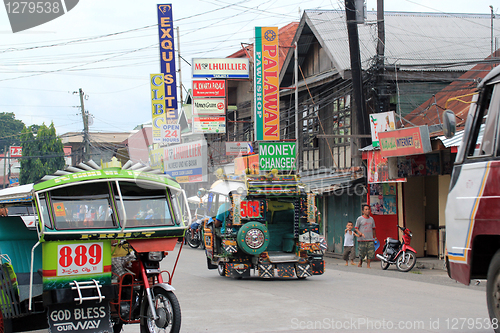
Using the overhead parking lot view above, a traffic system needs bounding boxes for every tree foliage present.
[0,113,25,154]
[20,123,65,185]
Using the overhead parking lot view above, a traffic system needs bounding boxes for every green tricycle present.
[0,159,190,333]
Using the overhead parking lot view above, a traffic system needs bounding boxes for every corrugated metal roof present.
[305,10,500,77]
[404,62,498,130]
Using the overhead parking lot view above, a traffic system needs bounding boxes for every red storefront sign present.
[9,146,22,157]
[192,80,225,97]
[378,126,432,158]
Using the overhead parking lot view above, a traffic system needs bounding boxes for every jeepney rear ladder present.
[70,279,105,304]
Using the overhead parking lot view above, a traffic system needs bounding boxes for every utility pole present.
[345,0,368,166]
[376,0,387,113]
[78,88,90,162]
[176,27,184,105]
[2,146,6,188]
[294,41,299,170]
[491,5,495,69]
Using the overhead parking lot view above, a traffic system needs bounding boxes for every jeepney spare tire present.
[237,221,269,255]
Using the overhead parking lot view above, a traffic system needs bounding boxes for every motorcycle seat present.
[387,238,400,245]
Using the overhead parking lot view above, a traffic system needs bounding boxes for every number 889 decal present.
[57,242,103,276]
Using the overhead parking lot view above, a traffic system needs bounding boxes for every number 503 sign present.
[57,242,103,276]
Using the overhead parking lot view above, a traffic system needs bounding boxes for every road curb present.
[323,251,446,271]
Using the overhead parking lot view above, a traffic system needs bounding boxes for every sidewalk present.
[324,252,446,271]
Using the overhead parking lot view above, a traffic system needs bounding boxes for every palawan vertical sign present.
[157,4,178,123]
[254,27,280,141]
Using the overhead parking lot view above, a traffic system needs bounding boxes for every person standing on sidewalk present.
[343,221,361,265]
[355,204,377,268]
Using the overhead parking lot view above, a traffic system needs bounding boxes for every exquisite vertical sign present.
[157,4,178,123]
[254,27,280,141]
[151,74,166,143]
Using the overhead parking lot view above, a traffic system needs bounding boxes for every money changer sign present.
[259,142,296,171]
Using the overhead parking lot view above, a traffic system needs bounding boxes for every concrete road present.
[136,246,489,333]
[37,246,491,333]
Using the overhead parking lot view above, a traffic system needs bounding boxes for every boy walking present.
[343,221,360,265]
[355,204,377,268]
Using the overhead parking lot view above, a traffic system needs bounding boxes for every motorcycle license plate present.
[47,302,112,333]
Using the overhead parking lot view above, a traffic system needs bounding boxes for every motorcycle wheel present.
[185,230,200,248]
[396,251,417,272]
[141,289,181,333]
[380,256,390,270]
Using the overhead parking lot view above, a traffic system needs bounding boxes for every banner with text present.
[369,111,396,148]
[151,74,167,143]
[149,146,165,170]
[226,142,252,156]
[193,116,226,133]
[193,80,225,97]
[254,27,280,141]
[161,124,181,143]
[157,4,178,123]
[192,58,249,79]
[259,142,295,171]
[163,140,207,183]
[193,98,226,115]
[9,146,22,157]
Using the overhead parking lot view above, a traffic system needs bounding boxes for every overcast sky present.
[0,0,497,136]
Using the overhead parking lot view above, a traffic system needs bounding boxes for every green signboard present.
[259,142,296,171]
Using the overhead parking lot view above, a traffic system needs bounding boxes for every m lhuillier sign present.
[259,143,296,171]
[192,58,249,79]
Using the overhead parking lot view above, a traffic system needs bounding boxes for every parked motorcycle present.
[376,225,417,272]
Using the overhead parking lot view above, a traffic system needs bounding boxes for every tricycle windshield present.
[39,180,184,231]
[46,181,115,230]
[114,181,175,227]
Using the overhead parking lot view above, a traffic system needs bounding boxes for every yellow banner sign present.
[151,74,167,143]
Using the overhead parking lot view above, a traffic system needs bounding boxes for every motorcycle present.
[376,225,417,272]
[111,238,182,333]
[185,218,204,249]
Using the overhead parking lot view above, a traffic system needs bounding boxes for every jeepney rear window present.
[114,182,174,227]
[48,181,115,230]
